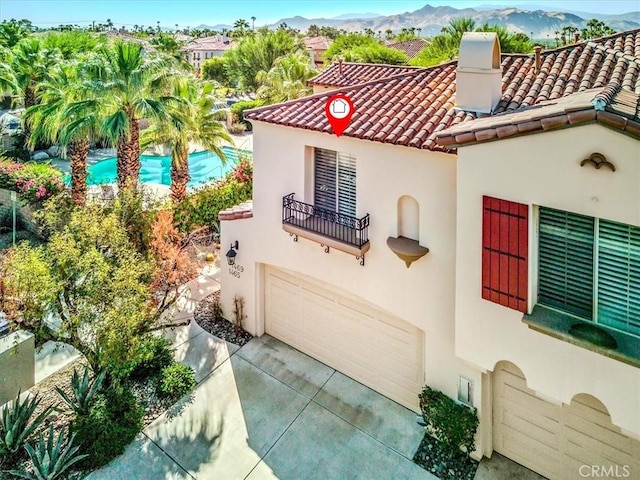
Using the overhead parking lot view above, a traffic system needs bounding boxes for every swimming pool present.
[80,146,244,188]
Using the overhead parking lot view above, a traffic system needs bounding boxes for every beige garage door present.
[493,362,640,480]
[265,266,424,411]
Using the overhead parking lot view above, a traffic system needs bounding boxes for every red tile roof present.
[304,36,331,51]
[307,62,422,87]
[182,36,234,52]
[219,201,253,221]
[387,39,428,60]
[246,29,640,152]
[436,85,640,147]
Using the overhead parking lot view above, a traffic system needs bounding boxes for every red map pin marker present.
[325,94,354,137]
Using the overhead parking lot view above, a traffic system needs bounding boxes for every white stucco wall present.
[220,122,484,419]
[456,124,640,438]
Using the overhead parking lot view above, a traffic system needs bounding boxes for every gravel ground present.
[413,434,479,480]
[194,291,253,347]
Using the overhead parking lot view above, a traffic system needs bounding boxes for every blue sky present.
[1,1,637,28]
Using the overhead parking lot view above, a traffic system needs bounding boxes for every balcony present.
[282,193,370,265]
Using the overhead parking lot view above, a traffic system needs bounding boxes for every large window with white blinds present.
[538,206,640,337]
[314,148,356,217]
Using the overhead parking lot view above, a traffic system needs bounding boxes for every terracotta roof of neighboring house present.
[182,36,233,52]
[387,39,428,60]
[219,200,253,221]
[307,62,423,87]
[246,29,640,152]
[304,36,331,51]
[436,85,640,147]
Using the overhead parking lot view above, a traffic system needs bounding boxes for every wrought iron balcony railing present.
[282,193,370,264]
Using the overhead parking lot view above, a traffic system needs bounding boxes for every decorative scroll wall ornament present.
[580,153,615,172]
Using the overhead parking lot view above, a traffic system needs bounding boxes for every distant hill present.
[265,3,640,38]
[332,13,382,20]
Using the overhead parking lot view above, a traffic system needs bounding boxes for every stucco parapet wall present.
[218,200,253,221]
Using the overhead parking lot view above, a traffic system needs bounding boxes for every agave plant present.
[9,425,87,480]
[0,391,51,462]
[55,365,105,417]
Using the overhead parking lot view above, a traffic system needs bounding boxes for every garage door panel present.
[265,266,423,411]
[494,363,640,480]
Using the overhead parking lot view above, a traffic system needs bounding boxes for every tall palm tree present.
[141,79,232,202]
[0,37,61,110]
[251,16,256,31]
[26,61,103,206]
[233,19,250,37]
[86,41,182,191]
[256,52,316,103]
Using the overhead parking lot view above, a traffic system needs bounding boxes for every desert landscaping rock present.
[194,292,253,347]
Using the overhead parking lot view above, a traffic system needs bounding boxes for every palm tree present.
[141,79,232,202]
[256,51,316,103]
[233,19,250,37]
[106,18,114,30]
[87,41,183,191]
[0,37,61,110]
[251,16,256,31]
[26,61,102,205]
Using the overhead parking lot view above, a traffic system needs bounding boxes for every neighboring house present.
[386,38,428,62]
[220,28,640,479]
[307,61,421,94]
[181,35,233,70]
[304,36,331,68]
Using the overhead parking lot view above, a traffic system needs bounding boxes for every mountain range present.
[196,3,640,39]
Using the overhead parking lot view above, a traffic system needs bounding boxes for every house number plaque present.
[229,264,244,278]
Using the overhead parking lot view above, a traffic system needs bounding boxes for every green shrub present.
[72,383,143,470]
[201,56,229,84]
[0,159,64,204]
[228,122,246,134]
[418,386,478,459]
[157,363,196,402]
[125,336,174,381]
[174,159,252,232]
[230,100,263,131]
[9,425,87,480]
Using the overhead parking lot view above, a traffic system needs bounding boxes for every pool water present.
[81,146,243,188]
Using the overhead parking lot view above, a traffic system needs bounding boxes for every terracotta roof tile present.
[247,29,640,152]
[307,62,422,87]
[304,36,331,50]
[386,39,428,60]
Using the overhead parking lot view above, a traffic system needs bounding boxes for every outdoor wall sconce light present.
[226,241,239,266]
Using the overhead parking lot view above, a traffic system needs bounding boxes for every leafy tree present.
[476,24,533,53]
[343,44,408,65]
[256,51,317,103]
[140,78,231,202]
[201,56,230,85]
[0,19,33,48]
[224,29,302,90]
[395,28,421,42]
[323,33,379,62]
[86,41,183,191]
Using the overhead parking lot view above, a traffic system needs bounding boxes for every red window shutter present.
[482,196,528,312]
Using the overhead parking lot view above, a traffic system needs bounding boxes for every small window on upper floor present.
[314,147,356,217]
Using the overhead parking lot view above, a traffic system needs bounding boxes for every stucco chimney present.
[456,32,502,114]
[534,46,542,73]
[574,32,580,43]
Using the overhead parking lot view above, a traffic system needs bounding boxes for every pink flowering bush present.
[0,158,64,204]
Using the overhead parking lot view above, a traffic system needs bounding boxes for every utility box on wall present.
[0,330,35,406]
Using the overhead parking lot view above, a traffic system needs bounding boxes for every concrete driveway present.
[90,330,435,480]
